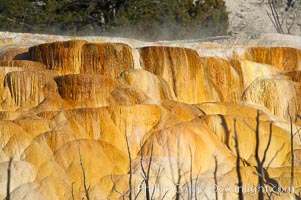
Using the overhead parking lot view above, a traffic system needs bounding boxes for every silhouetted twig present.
[213,156,218,200]
[175,136,183,200]
[71,182,75,200]
[254,111,282,199]
[78,145,90,200]
[267,0,284,33]
[6,157,13,200]
[254,111,264,200]
[266,0,298,34]
[125,135,133,200]
[194,167,201,200]
[134,180,144,200]
[151,165,162,200]
[233,118,244,200]
[140,142,154,200]
[288,110,295,192]
[266,143,285,170]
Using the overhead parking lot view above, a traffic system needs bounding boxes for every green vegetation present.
[0,0,229,40]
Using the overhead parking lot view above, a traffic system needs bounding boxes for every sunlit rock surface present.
[29,40,134,77]
[140,46,220,103]
[29,40,87,74]
[118,69,176,101]
[81,43,134,78]
[0,32,300,200]
[241,78,297,120]
[54,74,120,108]
[241,47,301,71]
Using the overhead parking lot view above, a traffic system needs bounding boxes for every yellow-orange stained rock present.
[201,114,294,167]
[0,38,14,46]
[4,70,58,109]
[283,70,301,82]
[54,140,128,192]
[54,74,119,108]
[0,161,36,199]
[0,34,300,199]
[81,43,134,78]
[0,67,24,111]
[237,59,280,89]
[0,60,46,70]
[29,40,87,74]
[241,78,297,120]
[119,69,176,101]
[14,117,51,138]
[140,118,235,181]
[243,47,301,71]
[202,57,244,102]
[107,85,149,106]
[36,104,185,158]
[140,46,220,103]
[0,121,33,160]
[0,47,29,60]
[161,100,203,121]
[196,102,272,120]
[29,41,134,77]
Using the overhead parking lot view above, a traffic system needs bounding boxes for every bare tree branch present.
[286,12,296,34]
[267,10,281,33]
[134,180,145,200]
[213,156,219,200]
[5,157,13,200]
[140,142,154,200]
[161,190,169,200]
[289,110,295,193]
[194,167,202,200]
[151,165,162,200]
[233,118,244,200]
[266,143,285,170]
[254,110,264,200]
[78,145,90,200]
[71,182,75,200]
[267,0,285,33]
[125,134,133,200]
[266,0,299,34]
[110,174,127,199]
[261,122,273,166]
[175,136,182,200]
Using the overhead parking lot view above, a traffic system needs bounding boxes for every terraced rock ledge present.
[0,32,300,200]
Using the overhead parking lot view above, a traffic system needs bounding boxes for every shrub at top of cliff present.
[0,0,228,40]
[110,0,229,40]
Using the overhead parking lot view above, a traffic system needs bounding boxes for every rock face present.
[29,41,134,77]
[118,69,176,101]
[140,46,219,103]
[0,47,29,60]
[29,40,87,74]
[5,70,58,109]
[242,47,301,71]
[202,57,244,102]
[0,33,300,200]
[54,74,120,108]
[241,78,297,120]
[81,43,134,78]
[0,60,46,70]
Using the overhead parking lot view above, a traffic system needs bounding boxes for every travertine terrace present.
[0,32,301,199]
